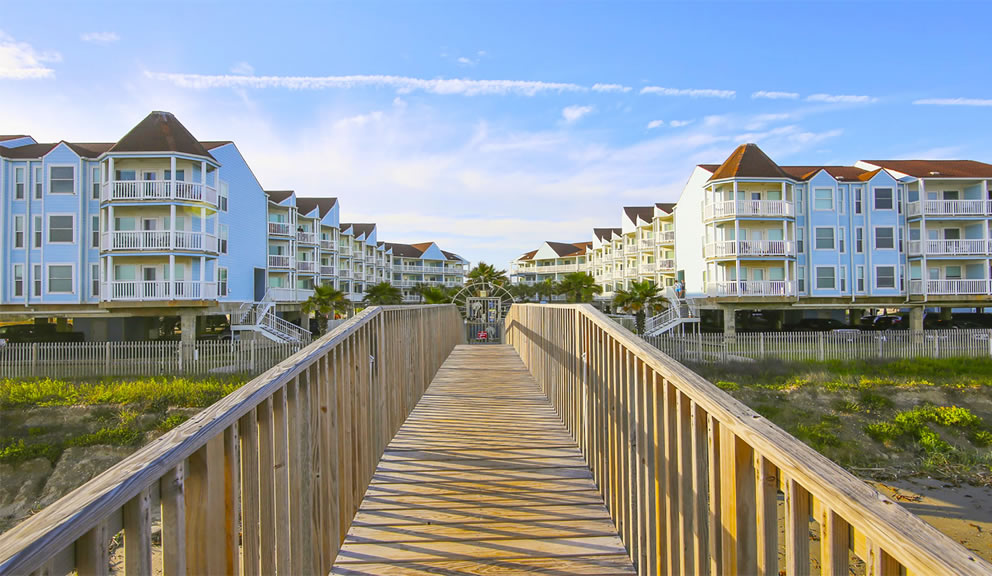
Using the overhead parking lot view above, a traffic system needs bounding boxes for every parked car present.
[869,315,906,331]
[785,318,849,332]
[0,323,85,344]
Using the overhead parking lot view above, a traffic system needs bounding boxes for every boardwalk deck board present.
[331,345,635,575]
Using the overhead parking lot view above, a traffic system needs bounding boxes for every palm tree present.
[468,262,508,287]
[534,278,557,302]
[507,283,536,302]
[420,286,451,304]
[555,272,602,303]
[613,280,664,334]
[363,282,403,306]
[410,282,430,303]
[301,284,349,336]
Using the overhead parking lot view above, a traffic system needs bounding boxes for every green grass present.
[0,375,248,410]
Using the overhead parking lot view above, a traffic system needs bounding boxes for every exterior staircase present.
[644,292,699,336]
[231,290,312,344]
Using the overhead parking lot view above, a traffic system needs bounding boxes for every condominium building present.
[510,241,592,289]
[387,242,468,302]
[0,111,467,341]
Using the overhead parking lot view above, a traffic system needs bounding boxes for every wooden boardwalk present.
[331,345,635,575]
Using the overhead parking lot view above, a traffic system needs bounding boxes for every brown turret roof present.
[108,111,215,161]
[708,143,791,181]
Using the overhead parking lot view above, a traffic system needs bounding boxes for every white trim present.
[33,165,43,200]
[47,213,77,245]
[12,263,25,298]
[814,265,836,290]
[13,166,25,200]
[91,262,100,298]
[32,263,42,298]
[813,187,834,211]
[813,226,835,250]
[91,165,101,200]
[13,214,25,249]
[33,215,42,249]
[47,163,77,195]
[90,215,100,249]
[873,225,895,250]
[872,186,894,211]
[46,262,76,294]
[874,264,897,290]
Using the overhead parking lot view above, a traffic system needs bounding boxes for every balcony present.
[704,200,794,220]
[320,265,335,276]
[638,238,654,250]
[101,280,218,302]
[705,240,796,258]
[102,181,217,206]
[908,239,991,257]
[101,231,218,253]
[707,280,795,297]
[296,261,315,273]
[338,246,352,256]
[623,267,637,278]
[533,264,580,275]
[640,262,656,273]
[657,258,675,271]
[338,269,352,279]
[268,255,291,268]
[296,231,317,244]
[269,287,315,302]
[658,230,675,244]
[907,200,992,217]
[268,222,290,236]
[320,239,337,251]
[910,279,992,295]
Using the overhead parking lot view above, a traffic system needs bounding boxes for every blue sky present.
[2,1,990,268]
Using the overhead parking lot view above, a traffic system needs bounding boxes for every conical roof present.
[108,111,215,160]
[708,143,790,181]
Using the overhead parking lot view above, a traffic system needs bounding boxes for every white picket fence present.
[646,329,992,363]
[0,339,303,379]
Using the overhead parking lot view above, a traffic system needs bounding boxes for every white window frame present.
[219,224,229,255]
[814,188,834,211]
[13,264,24,297]
[815,266,836,290]
[874,226,895,250]
[875,265,896,290]
[855,188,863,214]
[856,227,864,253]
[796,226,804,253]
[839,226,846,253]
[33,215,42,249]
[33,165,43,199]
[14,167,25,200]
[857,265,866,293]
[46,263,75,294]
[219,181,229,212]
[91,166,101,200]
[797,266,806,293]
[91,263,100,298]
[32,264,42,297]
[837,191,845,214]
[13,215,25,248]
[91,215,100,249]
[218,266,229,297]
[47,213,76,245]
[814,227,835,250]
[840,265,847,292]
[873,187,893,211]
[48,164,76,195]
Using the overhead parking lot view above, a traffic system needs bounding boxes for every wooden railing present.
[506,304,992,576]
[0,305,463,576]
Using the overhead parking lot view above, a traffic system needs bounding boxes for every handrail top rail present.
[0,304,457,574]
[510,303,991,575]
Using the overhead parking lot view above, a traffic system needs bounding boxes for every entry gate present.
[452,280,514,344]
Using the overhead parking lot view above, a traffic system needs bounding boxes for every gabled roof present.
[0,135,30,143]
[708,143,791,181]
[546,241,586,257]
[343,223,376,238]
[108,111,216,161]
[440,250,467,262]
[623,206,655,224]
[697,163,720,172]
[200,140,234,150]
[655,202,676,214]
[518,249,538,261]
[265,190,294,203]
[64,142,114,158]
[859,159,992,179]
[0,143,58,159]
[593,228,622,241]
[780,165,870,182]
[384,243,425,258]
[294,196,338,218]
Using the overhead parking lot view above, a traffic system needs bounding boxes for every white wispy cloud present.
[647,120,665,129]
[230,61,255,75]
[562,105,594,123]
[456,56,476,67]
[807,93,877,104]
[80,32,119,45]
[670,120,693,127]
[0,31,61,79]
[146,71,586,96]
[640,86,735,99]
[913,97,992,107]
[752,90,799,100]
[592,83,631,93]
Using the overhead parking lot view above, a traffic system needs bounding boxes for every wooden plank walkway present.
[331,345,636,575]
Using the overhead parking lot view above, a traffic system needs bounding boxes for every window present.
[91,216,100,249]
[218,267,229,297]
[840,265,847,292]
[32,264,42,297]
[164,169,185,181]
[798,266,806,292]
[857,266,865,292]
[13,215,25,248]
[219,181,229,212]
[33,215,42,248]
[14,167,25,199]
[874,188,893,210]
[816,266,836,290]
[815,227,835,250]
[47,265,73,293]
[796,191,803,214]
[92,167,101,199]
[34,166,43,199]
[219,224,229,254]
[49,166,75,194]
[48,215,75,243]
[837,191,845,214]
[898,228,904,253]
[855,189,863,214]
[897,189,903,214]
[856,227,864,253]
[814,188,833,210]
[797,227,804,253]
[876,265,895,289]
[874,227,894,250]
[839,227,846,253]
[91,263,100,298]
[13,264,24,297]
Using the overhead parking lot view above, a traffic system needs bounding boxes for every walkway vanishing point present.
[0,304,989,576]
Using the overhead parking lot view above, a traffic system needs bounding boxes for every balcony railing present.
[268,255,291,268]
[268,222,290,235]
[102,181,217,206]
[101,280,218,302]
[657,258,675,271]
[638,238,654,250]
[705,240,796,258]
[658,230,675,244]
[338,245,352,256]
[296,261,315,273]
[338,269,352,279]
[910,279,991,295]
[908,239,991,256]
[704,200,794,220]
[296,231,317,244]
[907,199,992,217]
[639,262,656,273]
[320,239,337,251]
[707,280,795,297]
[268,287,315,302]
[101,231,218,253]
[320,265,335,276]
